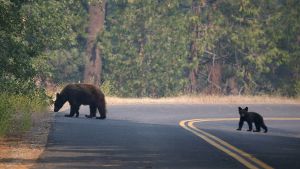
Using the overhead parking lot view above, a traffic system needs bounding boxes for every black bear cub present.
[237,107,268,133]
[54,83,106,119]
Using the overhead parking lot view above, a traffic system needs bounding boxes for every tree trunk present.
[83,1,106,85]
[187,0,207,93]
[208,61,222,94]
[187,1,201,93]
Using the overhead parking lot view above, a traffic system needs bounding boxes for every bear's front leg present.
[74,105,80,117]
[65,109,74,117]
[237,119,243,131]
[96,116,106,120]
[65,105,78,117]
[65,112,74,117]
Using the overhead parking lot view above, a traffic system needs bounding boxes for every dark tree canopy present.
[1,0,299,97]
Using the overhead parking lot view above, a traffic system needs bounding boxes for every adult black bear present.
[54,83,106,119]
[236,107,267,133]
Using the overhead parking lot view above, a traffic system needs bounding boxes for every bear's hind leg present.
[86,105,96,118]
[253,122,261,132]
[247,121,253,131]
[96,105,106,119]
[261,122,268,133]
[254,117,264,132]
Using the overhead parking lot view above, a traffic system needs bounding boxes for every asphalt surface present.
[32,104,300,169]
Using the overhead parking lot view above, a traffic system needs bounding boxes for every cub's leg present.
[247,121,253,131]
[261,122,268,133]
[86,105,96,118]
[96,105,106,119]
[253,122,261,132]
[237,119,244,131]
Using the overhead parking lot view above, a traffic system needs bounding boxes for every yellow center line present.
[180,117,300,169]
[188,120,272,169]
[179,120,260,169]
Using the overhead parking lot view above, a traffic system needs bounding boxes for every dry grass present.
[0,143,43,169]
[107,95,300,105]
[46,85,300,105]
[0,111,53,169]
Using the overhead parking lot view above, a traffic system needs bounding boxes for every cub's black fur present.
[237,107,268,133]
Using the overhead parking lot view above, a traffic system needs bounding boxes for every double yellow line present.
[179,118,300,169]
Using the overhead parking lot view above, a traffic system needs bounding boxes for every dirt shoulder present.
[0,104,69,169]
[0,111,53,169]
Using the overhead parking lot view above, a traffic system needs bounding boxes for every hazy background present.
[1,0,300,98]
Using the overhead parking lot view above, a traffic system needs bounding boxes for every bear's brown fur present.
[54,83,106,119]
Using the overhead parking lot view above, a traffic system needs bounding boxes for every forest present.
[1,0,300,98]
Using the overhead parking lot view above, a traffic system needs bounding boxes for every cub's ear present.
[238,107,242,111]
[56,93,60,98]
[245,107,248,111]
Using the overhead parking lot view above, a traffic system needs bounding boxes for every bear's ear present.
[56,93,60,98]
[238,107,242,111]
[245,107,248,111]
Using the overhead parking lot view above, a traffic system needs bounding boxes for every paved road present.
[33,104,300,169]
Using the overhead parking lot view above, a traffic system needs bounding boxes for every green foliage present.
[96,0,300,97]
[28,0,88,84]
[0,0,85,136]
[33,49,85,84]
[2,0,300,103]
[100,0,300,97]
[0,0,85,79]
[101,0,190,97]
[0,76,49,136]
[0,92,49,136]
[295,81,300,97]
[100,80,118,96]
[21,1,79,50]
